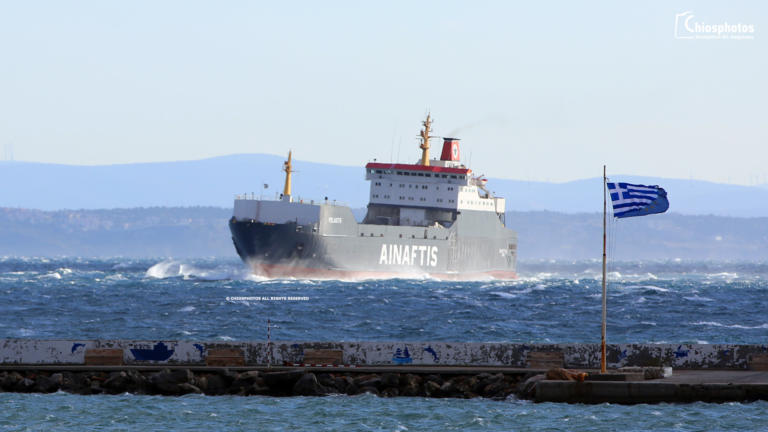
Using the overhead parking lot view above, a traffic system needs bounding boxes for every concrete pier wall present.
[2,339,766,369]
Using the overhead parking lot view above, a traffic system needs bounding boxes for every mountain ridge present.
[2,155,768,216]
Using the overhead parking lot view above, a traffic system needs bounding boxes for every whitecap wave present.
[691,321,768,329]
[683,295,714,302]
[145,260,252,281]
[146,260,184,279]
[707,272,739,279]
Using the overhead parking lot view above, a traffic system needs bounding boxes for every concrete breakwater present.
[0,368,526,399]
[2,339,766,369]
[3,339,768,403]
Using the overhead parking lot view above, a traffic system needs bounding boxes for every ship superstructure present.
[229,115,517,279]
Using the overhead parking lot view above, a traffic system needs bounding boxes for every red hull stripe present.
[365,162,470,175]
[249,262,517,281]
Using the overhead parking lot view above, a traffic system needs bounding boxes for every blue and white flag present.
[607,182,669,218]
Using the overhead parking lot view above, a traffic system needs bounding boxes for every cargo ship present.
[229,115,517,279]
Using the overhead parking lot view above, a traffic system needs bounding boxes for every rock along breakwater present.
[0,368,526,399]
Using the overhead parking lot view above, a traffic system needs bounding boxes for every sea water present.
[1,257,767,431]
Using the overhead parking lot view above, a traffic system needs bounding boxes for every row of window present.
[372,194,457,204]
[376,183,456,191]
[371,193,496,208]
[370,168,466,180]
[461,199,495,207]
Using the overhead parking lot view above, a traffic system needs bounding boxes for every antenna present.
[390,127,396,162]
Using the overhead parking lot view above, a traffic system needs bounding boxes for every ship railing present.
[234,193,348,207]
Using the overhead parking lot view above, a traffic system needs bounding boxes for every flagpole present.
[601,165,607,374]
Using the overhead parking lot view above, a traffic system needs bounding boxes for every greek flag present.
[607,182,669,218]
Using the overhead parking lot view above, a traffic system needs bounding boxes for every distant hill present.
[2,155,768,216]
[0,207,232,258]
[2,207,767,260]
[509,211,768,261]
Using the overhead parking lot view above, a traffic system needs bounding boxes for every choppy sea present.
[1,257,767,431]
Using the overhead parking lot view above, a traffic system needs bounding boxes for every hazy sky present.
[1,1,766,184]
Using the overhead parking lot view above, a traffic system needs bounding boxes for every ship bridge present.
[362,132,506,227]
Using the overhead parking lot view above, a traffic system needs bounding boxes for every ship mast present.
[419,114,432,166]
[282,150,293,202]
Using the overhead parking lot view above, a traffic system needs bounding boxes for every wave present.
[145,260,252,281]
[490,291,518,299]
[707,272,739,279]
[683,295,714,302]
[691,321,768,329]
[623,285,670,293]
